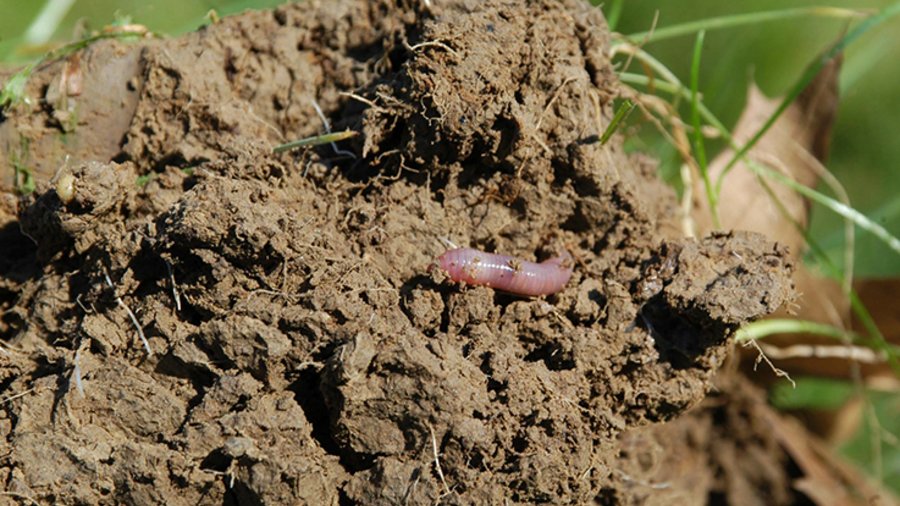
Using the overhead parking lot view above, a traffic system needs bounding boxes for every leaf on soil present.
[693,53,853,339]
[692,53,884,447]
[694,54,841,255]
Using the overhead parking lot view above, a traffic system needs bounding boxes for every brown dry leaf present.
[760,401,897,506]
[693,56,854,353]
[696,54,858,357]
[694,55,841,257]
[696,52,900,374]
[692,55,886,445]
[855,279,900,343]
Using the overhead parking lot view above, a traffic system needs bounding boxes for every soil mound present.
[1,1,796,504]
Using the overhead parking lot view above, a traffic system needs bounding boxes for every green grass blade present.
[717,2,900,191]
[689,30,718,228]
[610,41,684,85]
[0,65,34,109]
[24,0,77,45]
[604,0,625,31]
[736,316,900,373]
[749,162,900,256]
[689,30,708,169]
[169,0,285,35]
[599,99,635,145]
[770,376,856,410]
[627,7,867,43]
[820,196,900,252]
[736,318,855,342]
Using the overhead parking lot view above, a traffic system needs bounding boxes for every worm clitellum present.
[437,248,574,297]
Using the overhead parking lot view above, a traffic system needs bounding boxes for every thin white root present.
[339,91,387,113]
[72,348,85,398]
[745,339,795,388]
[103,268,152,356]
[428,423,451,497]
[536,76,577,131]
[758,342,886,363]
[438,237,459,250]
[614,469,672,490]
[1,387,37,405]
[404,39,458,57]
[166,260,182,312]
[531,76,577,156]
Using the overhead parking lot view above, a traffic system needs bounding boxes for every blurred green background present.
[1,0,898,492]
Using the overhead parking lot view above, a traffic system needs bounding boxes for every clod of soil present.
[1,1,798,504]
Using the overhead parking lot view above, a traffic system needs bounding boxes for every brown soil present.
[0,1,866,504]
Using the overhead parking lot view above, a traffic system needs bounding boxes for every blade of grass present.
[599,99,635,145]
[749,161,900,257]
[761,174,900,374]
[819,196,900,254]
[610,40,687,102]
[812,158,856,295]
[716,2,900,192]
[273,130,358,153]
[24,0,77,45]
[604,0,625,31]
[689,30,718,228]
[627,7,867,43]
[610,41,688,115]
[0,64,35,109]
[770,376,856,410]
[839,30,895,93]
[736,318,854,342]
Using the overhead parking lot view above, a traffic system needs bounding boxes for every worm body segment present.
[438,248,573,297]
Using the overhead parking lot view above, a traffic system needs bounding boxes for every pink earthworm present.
[437,248,574,297]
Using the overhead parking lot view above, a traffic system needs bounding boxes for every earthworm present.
[437,248,574,297]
